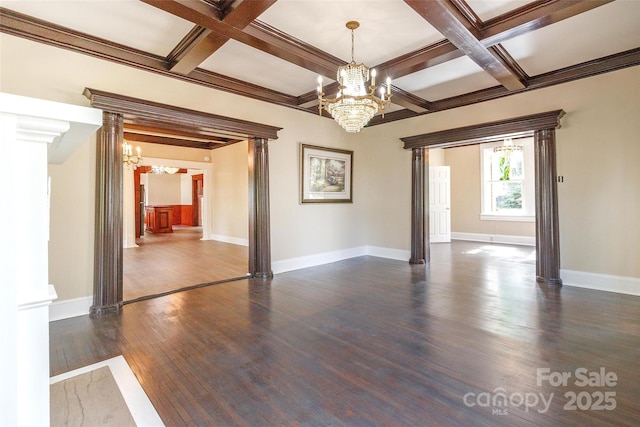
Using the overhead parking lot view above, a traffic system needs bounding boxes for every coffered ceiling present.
[1,0,639,137]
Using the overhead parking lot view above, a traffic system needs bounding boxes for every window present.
[481,138,534,221]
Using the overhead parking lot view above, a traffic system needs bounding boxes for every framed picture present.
[300,144,353,203]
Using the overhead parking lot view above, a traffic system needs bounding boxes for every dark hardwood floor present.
[51,241,640,426]
[124,226,249,301]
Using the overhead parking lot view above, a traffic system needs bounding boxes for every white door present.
[429,166,451,243]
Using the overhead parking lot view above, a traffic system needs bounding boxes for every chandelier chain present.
[351,28,355,63]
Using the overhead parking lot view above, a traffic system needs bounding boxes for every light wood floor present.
[123,226,248,301]
[52,241,640,426]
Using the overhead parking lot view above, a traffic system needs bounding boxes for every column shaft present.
[534,129,562,285]
[248,138,273,278]
[91,112,124,315]
[410,147,429,264]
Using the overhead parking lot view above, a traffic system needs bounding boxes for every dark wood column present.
[534,129,562,286]
[91,111,124,316]
[410,147,429,264]
[248,137,273,279]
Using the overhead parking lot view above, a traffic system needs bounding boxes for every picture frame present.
[300,144,353,203]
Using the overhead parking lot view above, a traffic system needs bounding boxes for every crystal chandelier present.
[317,21,392,133]
[123,140,142,169]
[151,165,180,175]
[493,138,523,153]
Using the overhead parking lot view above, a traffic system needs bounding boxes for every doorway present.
[192,173,203,227]
[86,88,280,316]
[122,155,248,302]
[403,110,564,286]
[428,165,451,243]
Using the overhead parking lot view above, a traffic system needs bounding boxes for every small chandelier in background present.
[151,165,180,175]
[123,140,142,169]
[493,138,522,153]
[317,21,392,133]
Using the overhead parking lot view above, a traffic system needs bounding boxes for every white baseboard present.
[561,269,640,296]
[365,246,411,261]
[272,246,367,274]
[49,295,92,322]
[209,234,249,246]
[452,232,535,246]
[48,251,639,324]
[272,245,412,274]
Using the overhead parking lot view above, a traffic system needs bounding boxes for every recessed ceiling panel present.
[394,56,498,101]
[2,0,194,56]
[199,40,326,95]
[501,0,640,76]
[466,0,538,22]
[257,0,443,66]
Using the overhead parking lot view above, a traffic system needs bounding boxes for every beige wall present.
[444,144,535,237]
[210,141,248,241]
[1,34,367,301]
[136,141,210,163]
[362,65,640,279]
[146,174,181,206]
[47,137,96,301]
[2,32,638,303]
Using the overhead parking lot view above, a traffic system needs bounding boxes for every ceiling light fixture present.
[493,138,522,153]
[317,21,392,133]
[151,165,180,175]
[123,140,142,169]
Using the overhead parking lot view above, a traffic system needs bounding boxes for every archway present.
[401,110,565,286]
[83,88,281,315]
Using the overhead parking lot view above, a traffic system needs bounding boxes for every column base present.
[536,276,563,286]
[253,272,274,280]
[89,302,123,317]
[409,258,426,265]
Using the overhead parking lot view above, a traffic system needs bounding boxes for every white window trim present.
[480,138,535,220]
[480,214,535,222]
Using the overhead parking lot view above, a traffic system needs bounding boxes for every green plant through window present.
[486,148,524,212]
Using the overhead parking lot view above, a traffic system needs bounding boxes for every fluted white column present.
[0,92,101,427]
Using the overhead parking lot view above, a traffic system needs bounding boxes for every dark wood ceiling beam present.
[388,86,431,113]
[371,0,612,82]
[375,40,463,80]
[368,109,420,127]
[0,7,164,69]
[242,20,344,78]
[124,132,216,150]
[370,47,640,127]
[124,122,239,142]
[0,8,299,108]
[404,0,525,91]
[168,0,278,75]
[480,0,614,47]
[141,0,343,78]
[490,44,529,80]
[167,25,213,73]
